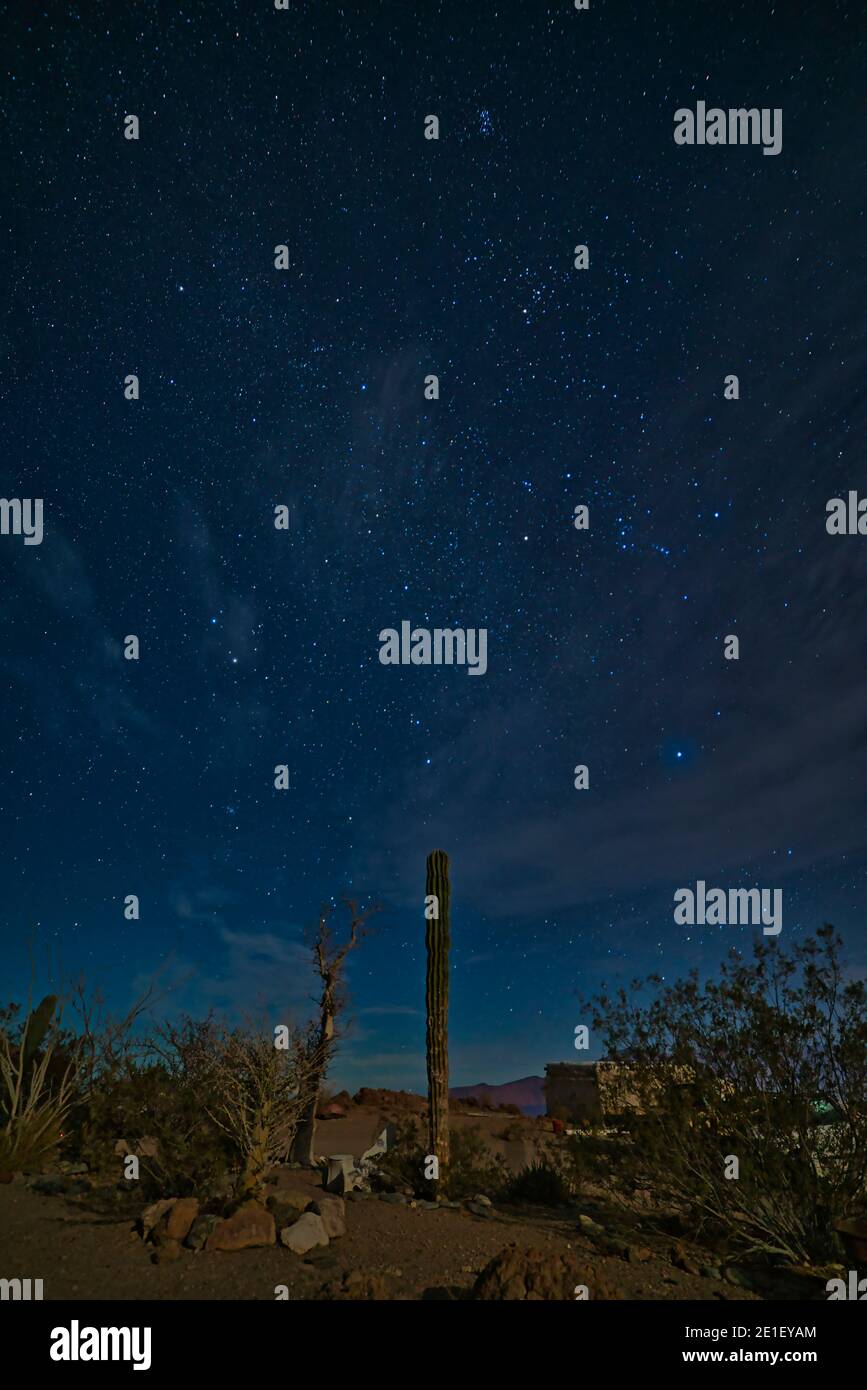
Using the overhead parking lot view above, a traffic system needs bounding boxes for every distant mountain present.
[449,1076,546,1116]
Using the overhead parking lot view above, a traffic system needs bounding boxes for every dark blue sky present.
[2,0,866,1094]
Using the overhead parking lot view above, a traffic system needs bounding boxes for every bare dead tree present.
[289,896,379,1165]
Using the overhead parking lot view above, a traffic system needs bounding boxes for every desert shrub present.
[503,1160,572,1207]
[371,1118,508,1199]
[584,926,867,1265]
[368,1114,428,1193]
[71,1009,322,1204]
[178,1016,324,1200]
[76,1061,233,1202]
[446,1125,508,1199]
[496,1120,525,1141]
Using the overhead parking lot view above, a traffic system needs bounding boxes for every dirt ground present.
[0,1167,755,1303]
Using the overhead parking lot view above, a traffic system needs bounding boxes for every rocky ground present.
[0,1163,775,1302]
[0,1105,844,1300]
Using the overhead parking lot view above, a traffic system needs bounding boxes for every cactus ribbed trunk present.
[425,849,451,1178]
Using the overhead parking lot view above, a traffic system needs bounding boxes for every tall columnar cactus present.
[425,849,451,1179]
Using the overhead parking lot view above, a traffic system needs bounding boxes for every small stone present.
[670,1241,701,1276]
[32,1176,67,1196]
[184,1213,220,1251]
[113,1139,130,1157]
[306,1196,346,1239]
[577,1214,604,1234]
[472,1194,492,1207]
[205,1201,275,1252]
[136,1136,159,1159]
[379,1191,407,1205]
[700,1265,722,1281]
[317,1271,391,1300]
[266,1179,311,1210]
[141,1198,177,1237]
[626,1245,653,1264]
[280,1212,329,1255]
[165,1197,199,1242]
[466,1201,492,1218]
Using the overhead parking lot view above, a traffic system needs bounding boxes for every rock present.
[302,1251,340,1273]
[626,1245,653,1264]
[670,1242,701,1276]
[379,1191,407,1205]
[317,1271,391,1300]
[306,1196,346,1239]
[205,1201,275,1252]
[267,1166,313,1195]
[417,1200,440,1211]
[472,1194,492,1207]
[466,1201,492,1218]
[113,1139,130,1157]
[577,1213,604,1234]
[165,1197,199,1242]
[136,1136,159,1159]
[700,1265,722,1281]
[59,1161,88,1175]
[31,1175,67,1196]
[184,1214,220,1251]
[266,1191,311,1229]
[141,1198,177,1237]
[472,1245,621,1301]
[723,1265,756,1290]
[280,1212,329,1255]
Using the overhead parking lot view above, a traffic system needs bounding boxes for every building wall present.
[545,1061,641,1120]
[544,1063,603,1121]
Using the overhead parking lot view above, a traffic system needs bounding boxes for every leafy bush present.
[372,1118,508,1199]
[584,927,867,1265]
[446,1126,508,1199]
[369,1114,429,1194]
[75,1062,233,1202]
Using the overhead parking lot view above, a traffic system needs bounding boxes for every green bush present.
[585,926,867,1265]
[74,1063,234,1202]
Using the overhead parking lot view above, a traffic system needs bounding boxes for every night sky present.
[3,1,866,1096]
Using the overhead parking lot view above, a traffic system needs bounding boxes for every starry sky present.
[2,1,866,1096]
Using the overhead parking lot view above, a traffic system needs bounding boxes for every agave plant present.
[0,996,76,1170]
